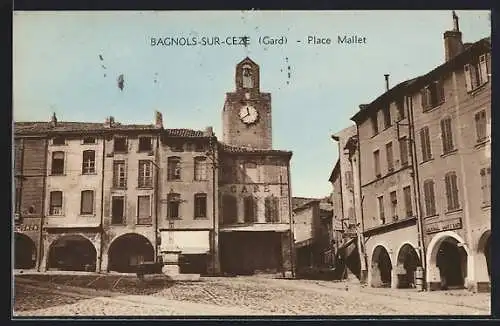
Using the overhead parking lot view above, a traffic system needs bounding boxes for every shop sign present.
[228,184,271,194]
[424,217,462,235]
[15,224,39,232]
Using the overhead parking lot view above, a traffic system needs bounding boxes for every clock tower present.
[222,57,272,149]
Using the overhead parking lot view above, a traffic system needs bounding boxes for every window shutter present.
[81,191,94,214]
[479,54,489,84]
[464,64,473,92]
[138,196,150,218]
[437,79,445,103]
[420,88,428,111]
[420,129,427,161]
[51,191,62,206]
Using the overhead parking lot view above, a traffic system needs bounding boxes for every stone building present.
[13,127,48,270]
[342,12,490,291]
[217,57,294,276]
[407,15,491,292]
[13,57,294,277]
[157,127,219,275]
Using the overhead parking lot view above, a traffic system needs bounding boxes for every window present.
[390,191,398,221]
[114,137,127,152]
[170,141,184,152]
[51,151,65,175]
[445,172,460,211]
[423,180,436,216]
[138,160,153,188]
[265,196,280,222]
[371,115,379,135]
[421,80,445,111]
[222,195,237,224]
[440,118,455,154]
[15,187,21,214]
[399,137,409,166]
[138,137,153,152]
[167,193,181,219]
[195,142,205,152]
[52,136,65,145]
[373,150,381,178]
[137,195,152,224]
[194,193,207,218]
[111,196,125,224]
[475,110,488,142]
[242,64,253,88]
[420,127,432,162]
[245,162,258,182]
[386,142,394,172]
[377,196,385,224]
[464,54,489,92]
[345,171,353,190]
[396,98,405,120]
[403,186,413,217]
[167,157,181,180]
[194,157,208,181]
[49,191,63,215]
[480,167,491,206]
[82,150,96,174]
[80,190,94,215]
[113,160,127,188]
[383,107,391,129]
[244,196,257,223]
[83,136,96,144]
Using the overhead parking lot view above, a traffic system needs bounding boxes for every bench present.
[136,262,163,280]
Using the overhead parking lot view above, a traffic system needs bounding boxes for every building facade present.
[408,20,491,292]
[217,57,293,276]
[13,57,294,277]
[13,132,48,270]
[338,13,491,291]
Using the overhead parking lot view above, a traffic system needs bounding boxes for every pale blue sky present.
[13,10,490,198]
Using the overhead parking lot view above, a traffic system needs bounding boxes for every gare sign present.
[15,224,39,233]
[424,217,462,235]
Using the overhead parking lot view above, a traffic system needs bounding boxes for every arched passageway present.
[396,244,420,288]
[15,233,37,269]
[48,235,97,271]
[371,245,392,288]
[108,233,154,273]
[485,236,491,281]
[436,237,467,290]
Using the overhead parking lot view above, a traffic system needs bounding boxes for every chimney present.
[154,111,163,129]
[384,74,390,91]
[204,126,214,137]
[49,112,58,127]
[444,11,464,61]
[104,116,115,128]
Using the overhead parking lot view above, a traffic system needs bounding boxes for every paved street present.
[13,274,491,316]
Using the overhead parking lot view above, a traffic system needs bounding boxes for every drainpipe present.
[210,135,218,275]
[37,137,48,272]
[407,94,427,289]
[154,134,160,262]
[286,157,295,278]
[98,134,106,272]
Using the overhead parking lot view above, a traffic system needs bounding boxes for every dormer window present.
[114,137,127,153]
[53,136,65,145]
[464,54,489,92]
[138,137,153,152]
[421,80,445,112]
[83,136,96,144]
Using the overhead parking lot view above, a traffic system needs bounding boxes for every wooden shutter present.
[138,195,151,218]
[420,87,429,111]
[479,54,489,84]
[81,190,94,214]
[464,64,473,92]
[436,79,445,103]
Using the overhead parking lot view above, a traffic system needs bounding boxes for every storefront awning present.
[219,224,290,232]
[160,230,210,254]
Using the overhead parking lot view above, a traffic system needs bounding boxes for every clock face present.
[239,105,259,125]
